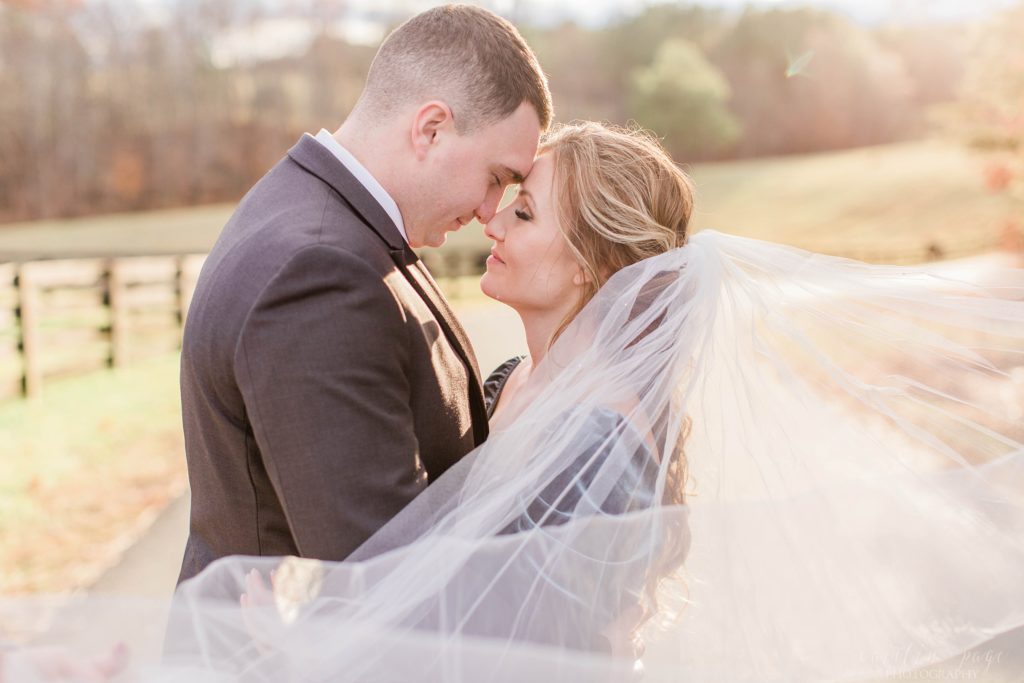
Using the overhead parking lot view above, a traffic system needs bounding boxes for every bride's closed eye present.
[513,187,534,221]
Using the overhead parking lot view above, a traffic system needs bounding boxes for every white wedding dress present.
[4,231,1023,682]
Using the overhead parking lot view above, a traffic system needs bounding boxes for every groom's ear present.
[411,101,455,161]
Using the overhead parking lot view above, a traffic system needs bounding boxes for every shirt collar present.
[310,129,408,244]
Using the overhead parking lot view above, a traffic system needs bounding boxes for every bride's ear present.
[572,260,609,288]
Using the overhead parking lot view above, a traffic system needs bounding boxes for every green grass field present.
[0,140,1015,264]
[0,353,186,594]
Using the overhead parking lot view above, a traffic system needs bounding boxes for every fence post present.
[178,255,204,345]
[16,264,41,399]
[175,256,186,343]
[107,259,127,368]
[176,256,190,347]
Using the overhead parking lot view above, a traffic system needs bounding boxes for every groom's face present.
[410,102,540,248]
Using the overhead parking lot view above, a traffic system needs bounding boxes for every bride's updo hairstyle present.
[540,121,695,342]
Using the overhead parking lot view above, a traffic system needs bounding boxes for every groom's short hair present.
[359,4,552,133]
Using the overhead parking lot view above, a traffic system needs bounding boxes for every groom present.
[177,5,552,584]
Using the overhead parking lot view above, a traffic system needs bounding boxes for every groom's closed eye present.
[494,165,526,186]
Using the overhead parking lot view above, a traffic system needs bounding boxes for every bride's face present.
[480,153,584,314]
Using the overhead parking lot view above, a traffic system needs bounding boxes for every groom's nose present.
[474,185,503,224]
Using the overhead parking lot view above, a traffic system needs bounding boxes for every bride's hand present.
[240,568,282,654]
[1,642,128,682]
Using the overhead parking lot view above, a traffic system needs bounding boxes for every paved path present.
[89,491,191,596]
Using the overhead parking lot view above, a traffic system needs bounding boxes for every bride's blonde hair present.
[540,121,695,342]
[542,123,696,626]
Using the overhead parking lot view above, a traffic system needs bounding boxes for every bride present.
[7,122,1024,682]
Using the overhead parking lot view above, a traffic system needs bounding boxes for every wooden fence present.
[0,255,206,400]
[0,249,484,403]
[1,228,1019,403]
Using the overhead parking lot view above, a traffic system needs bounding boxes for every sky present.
[119,0,1015,66]
[346,0,1015,28]
[127,0,1015,30]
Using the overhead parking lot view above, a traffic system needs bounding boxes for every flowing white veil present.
[5,230,1024,682]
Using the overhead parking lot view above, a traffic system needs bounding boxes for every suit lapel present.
[288,135,489,445]
[392,251,489,446]
[288,135,406,250]
[411,260,482,381]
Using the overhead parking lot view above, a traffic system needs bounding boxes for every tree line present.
[0,0,989,223]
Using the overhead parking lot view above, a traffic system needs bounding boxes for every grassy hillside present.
[0,141,1014,264]
[686,141,1013,261]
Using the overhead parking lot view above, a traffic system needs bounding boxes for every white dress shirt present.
[309,129,408,244]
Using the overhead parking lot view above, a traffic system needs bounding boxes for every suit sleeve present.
[234,244,422,560]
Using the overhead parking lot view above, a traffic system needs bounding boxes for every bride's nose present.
[483,210,506,242]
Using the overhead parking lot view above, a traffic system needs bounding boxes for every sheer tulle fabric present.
[5,230,1023,682]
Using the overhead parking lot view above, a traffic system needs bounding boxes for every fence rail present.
[1,228,1020,403]
[0,254,207,401]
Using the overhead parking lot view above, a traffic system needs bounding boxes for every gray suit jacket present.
[177,135,489,584]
